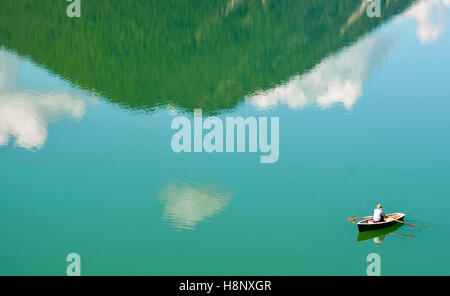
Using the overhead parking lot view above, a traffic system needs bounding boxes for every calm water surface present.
[0,0,449,275]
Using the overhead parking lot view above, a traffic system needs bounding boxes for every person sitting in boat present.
[373,204,386,223]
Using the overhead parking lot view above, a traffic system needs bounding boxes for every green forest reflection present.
[0,0,415,114]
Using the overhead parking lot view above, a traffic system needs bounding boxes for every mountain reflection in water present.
[0,0,416,114]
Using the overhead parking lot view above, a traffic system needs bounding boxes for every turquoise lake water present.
[0,0,449,275]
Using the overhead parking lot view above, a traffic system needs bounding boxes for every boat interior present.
[359,213,404,224]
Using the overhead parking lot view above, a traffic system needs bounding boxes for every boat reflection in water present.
[158,182,233,230]
[357,224,415,246]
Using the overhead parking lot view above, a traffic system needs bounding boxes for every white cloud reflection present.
[0,48,97,150]
[158,182,232,230]
[248,0,450,111]
[248,34,395,111]
[398,0,450,44]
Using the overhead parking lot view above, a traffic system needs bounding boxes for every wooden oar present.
[347,216,371,222]
[392,218,415,228]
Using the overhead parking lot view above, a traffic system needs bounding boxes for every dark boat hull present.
[357,213,405,232]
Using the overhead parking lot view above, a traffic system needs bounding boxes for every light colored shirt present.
[373,208,385,222]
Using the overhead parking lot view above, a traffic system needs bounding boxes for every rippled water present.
[0,0,449,275]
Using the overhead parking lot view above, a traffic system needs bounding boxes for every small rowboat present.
[357,213,405,232]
